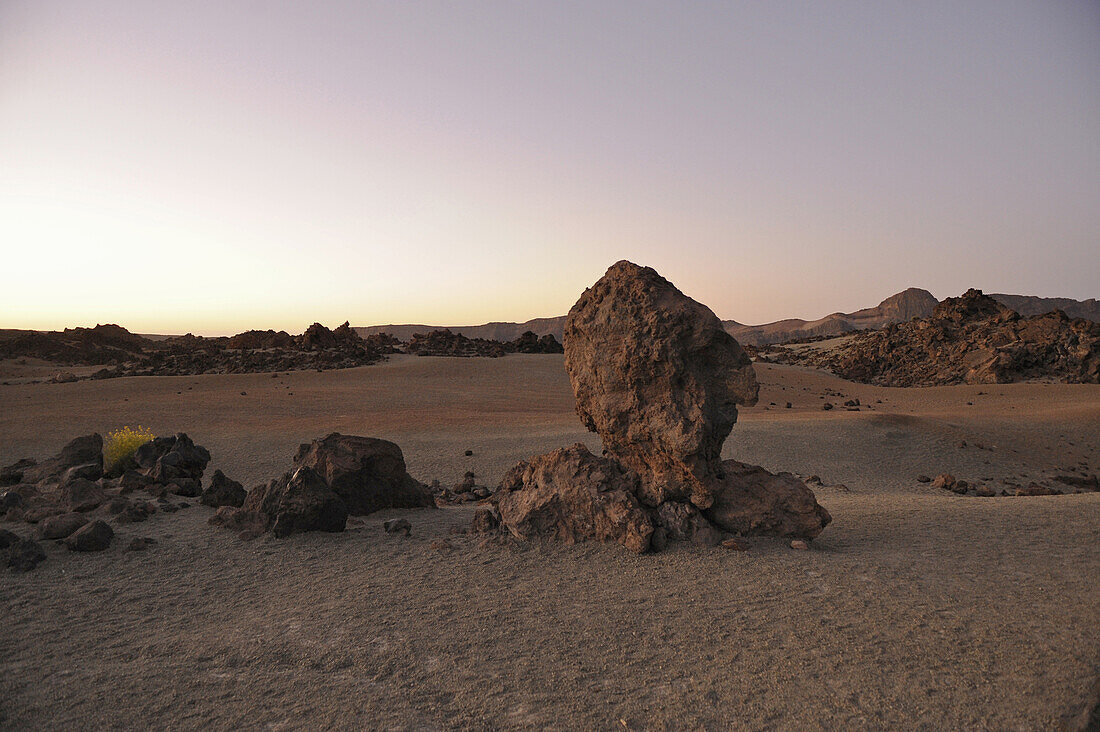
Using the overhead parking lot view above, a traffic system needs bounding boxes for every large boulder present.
[496,444,654,554]
[242,467,348,538]
[491,261,831,552]
[563,261,759,508]
[21,434,104,484]
[704,462,832,539]
[292,433,434,515]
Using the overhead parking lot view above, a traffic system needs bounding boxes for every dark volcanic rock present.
[292,433,434,515]
[60,478,107,512]
[65,520,114,551]
[383,518,412,536]
[242,467,348,538]
[138,433,210,495]
[496,444,654,554]
[406,329,507,358]
[209,507,269,540]
[1,458,37,487]
[22,434,103,484]
[563,261,759,508]
[201,470,247,508]
[7,536,47,572]
[37,512,89,540]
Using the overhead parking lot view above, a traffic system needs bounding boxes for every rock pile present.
[484,261,832,553]
[211,433,434,539]
[406,330,508,358]
[799,289,1099,386]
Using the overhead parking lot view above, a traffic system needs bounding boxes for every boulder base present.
[496,444,654,554]
[242,467,348,538]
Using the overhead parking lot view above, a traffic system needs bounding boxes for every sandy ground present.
[1,354,1098,730]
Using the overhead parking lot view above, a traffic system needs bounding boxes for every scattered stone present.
[785,402,792,408]
[790,539,810,551]
[975,486,996,497]
[114,499,156,523]
[931,474,956,490]
[127,537,157,551]
[65,520,114,551]
[430,539,453,553]
[383,518,412,536]
[37,512,88,540]
[201,469,247,508]
[8,537,46,572]
[822,403,834,411]
[722,537,750,551]
[470,507,500,534]
[465,450,474,456]
[843,398,860,407]
[916,475,931,483]
[1017,483,1062,497]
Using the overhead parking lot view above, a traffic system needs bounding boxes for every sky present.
[1,0,1098,336]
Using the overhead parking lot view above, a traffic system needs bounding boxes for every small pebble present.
[790,540,809,551]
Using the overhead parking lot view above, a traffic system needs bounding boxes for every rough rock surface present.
[7,535,47,572]
[242,467,348,538]
[563,260,759,507]
[37,512,89,540]
[65,520,114,552]
[791,289,1100,386]
[491,261,831,551]
[703,462,832,539]
[135,433,211,496]
[292,433,434,515]
[201,470,246,508]
[20,434,103,484]
[496,444,654,554]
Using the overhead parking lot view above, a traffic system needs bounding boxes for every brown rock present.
[790,539,810,551]
[563,261,758,508]
[60,478,106,512]
[37,512,88,540]
[496,444,654,554]
[931,473,956,490]
[65,520,113,551]
[704,461,832,539]
[383,518,411,536]
[292,433,434,515]
[242,467,347,538]
[21,434,103,484]
[470,507,501,534]
[1017,483,1061,497]
[208,506,268,540]
[200,469,246,508]
[7,536,46,572]
[722,537,750,551]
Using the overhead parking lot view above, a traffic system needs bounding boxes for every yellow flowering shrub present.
[104,425,155,472]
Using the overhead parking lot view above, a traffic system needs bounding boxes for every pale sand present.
[1,354,1097,729]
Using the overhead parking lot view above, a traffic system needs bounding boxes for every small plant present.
[104,425,155,473]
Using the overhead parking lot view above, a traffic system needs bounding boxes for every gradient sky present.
[1,1,1098,335]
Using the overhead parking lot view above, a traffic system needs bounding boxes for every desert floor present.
[1,354,1098,730]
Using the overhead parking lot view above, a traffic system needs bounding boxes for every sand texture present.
[1,354,1098,729]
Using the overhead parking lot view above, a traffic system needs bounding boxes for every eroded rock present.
[242,467,348,538]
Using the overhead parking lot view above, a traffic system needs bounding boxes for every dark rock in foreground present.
[292,433,434,515]
[201,470,246,508]
[65,520,113,551]
[242,467,348,538]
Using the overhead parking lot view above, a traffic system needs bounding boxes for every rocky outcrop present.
[506,331,564,354]
[242,467,348,538]
[564,260,759,508]
[406,329,507,358]
[291,433,434,515]
[496,444,654,554]
[800,289,1100,386]
[491,261,831,553]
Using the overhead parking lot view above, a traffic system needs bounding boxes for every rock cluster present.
[486,261,831,553]
[794,289,1099,386]
[406,329,508,358]
[0,431,226,570]
[211,433,434,539]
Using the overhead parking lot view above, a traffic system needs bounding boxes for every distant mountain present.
[988,294,1100,322]
[354,289,1098,347]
